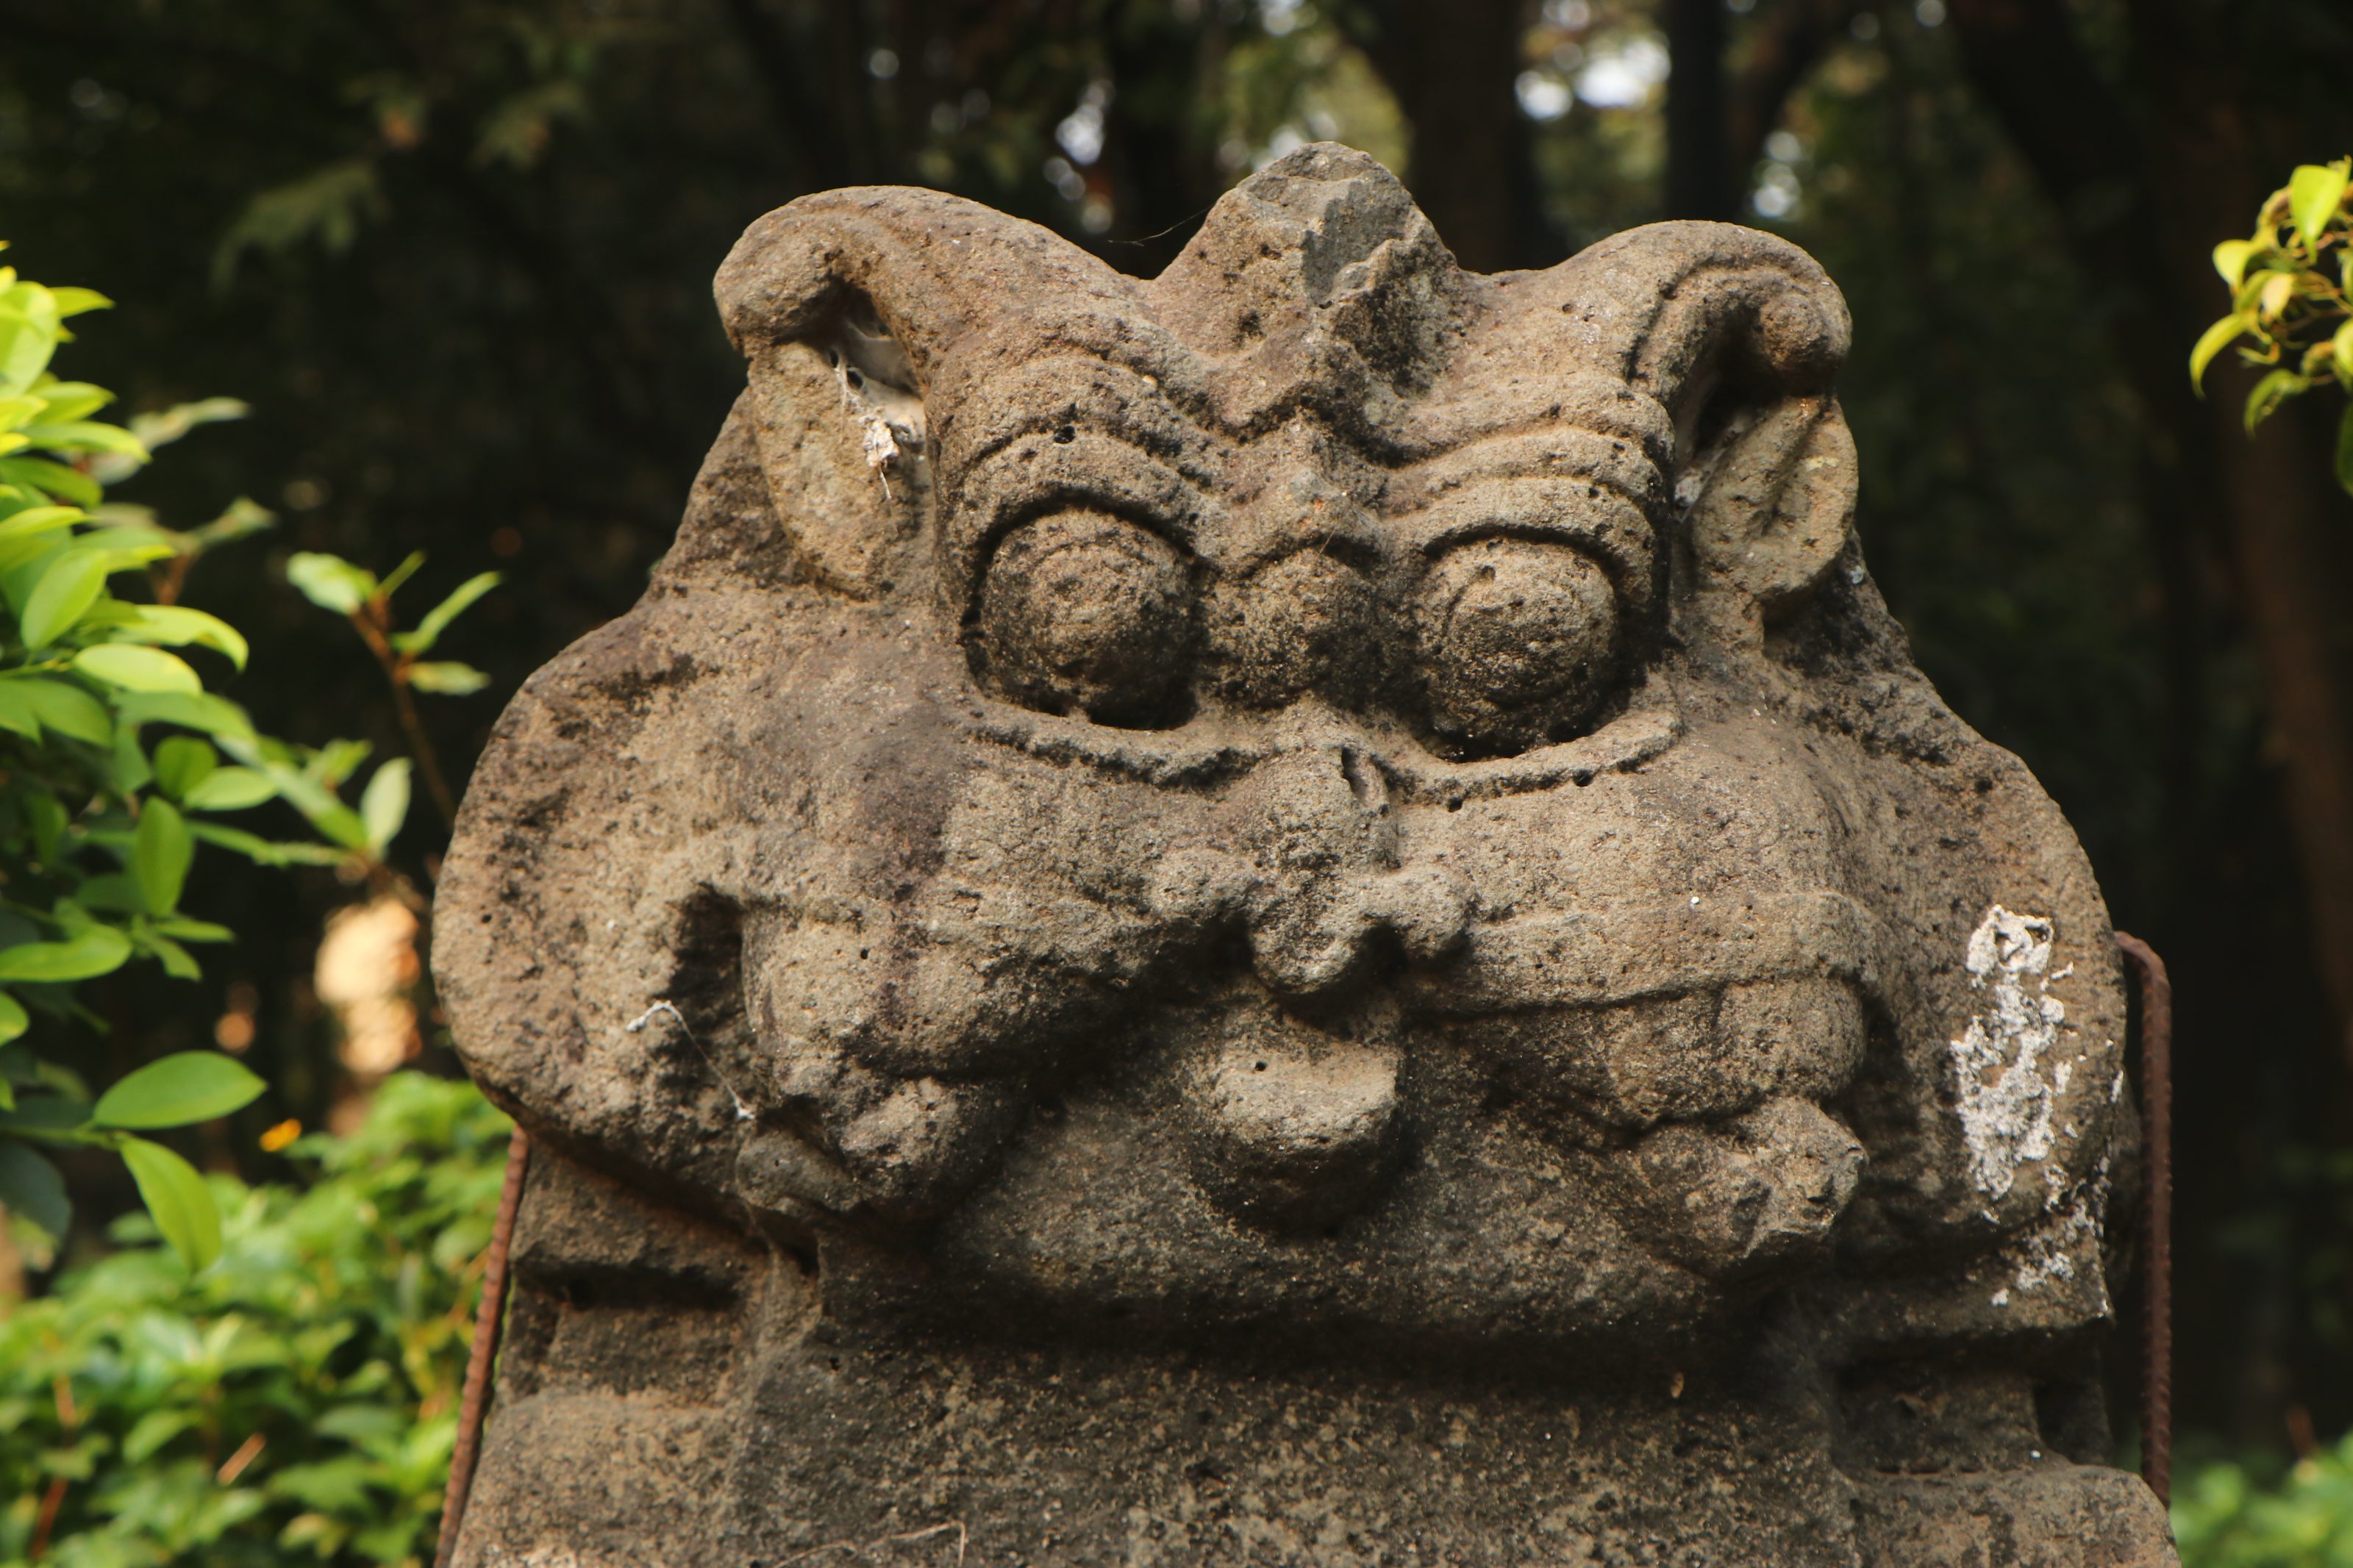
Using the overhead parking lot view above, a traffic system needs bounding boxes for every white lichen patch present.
[1990,1192,2108,1309]
[1949,904,2066,1206]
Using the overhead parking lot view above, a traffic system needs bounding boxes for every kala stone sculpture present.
[435,144,2175,1566]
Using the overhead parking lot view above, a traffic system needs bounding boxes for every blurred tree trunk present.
[1950,0,2353,1072]
[1096,6,1233,272]
[1359,0,1556,271]
[1664,0,1731,218]
[1725,0,1861,176]
[1675,0,1868,223]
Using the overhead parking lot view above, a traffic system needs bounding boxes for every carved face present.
[438,147,2130,1364]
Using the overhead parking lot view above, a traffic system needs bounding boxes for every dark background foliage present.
[3,0,2350,1458]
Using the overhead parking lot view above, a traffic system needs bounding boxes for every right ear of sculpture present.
[1581,222,1861,641]
[1681,394,1857,637]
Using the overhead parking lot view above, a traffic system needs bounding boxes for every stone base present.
[449,1154,2177,1568]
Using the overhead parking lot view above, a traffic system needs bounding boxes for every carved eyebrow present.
[1398,426,1665,514]
[940,357,1221,493]
[1395,478,1658,619]
[944,430,1216,597]
[1405,368,1677,462]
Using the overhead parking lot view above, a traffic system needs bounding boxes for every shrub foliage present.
[1,1073,507,1567]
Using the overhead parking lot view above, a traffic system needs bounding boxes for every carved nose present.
[1149,743,1472,1000]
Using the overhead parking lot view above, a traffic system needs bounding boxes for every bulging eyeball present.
[973,508,1194,726]
[1414,537,1621,756]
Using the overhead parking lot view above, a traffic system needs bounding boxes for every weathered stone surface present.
[435,143,2176,1565]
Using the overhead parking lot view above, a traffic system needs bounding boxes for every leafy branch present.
[2192,157,2353,493]
[285,552,495,833]
[0,243,480,1273]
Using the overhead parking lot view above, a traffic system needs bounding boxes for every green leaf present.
[0,682,38,740]
[0,457,102,506]
[2190,312,2254,394]
[153,736,219,801]
[0,312,55,396]
[2212,238,2258,288]
[375,550,426,600]
[269,1457,375,1513]
[188,495,275,548]
[0,925,133,983]
[108,725,151,794]
[0,1139,69,1240]
[74,643,202,695]
[18,419,146,459]
[151,916,232,942]
[118,1134,222,1271]
[107,604,249,669]
[20,547,110,648]
[143,931,200,980]
[82,535,177,570]
[34,381,113,423]
[189,823,349,866]
[133,798,195,914]
[126,396,249,454]
[0,1095,93,1142]
[0,504,83,539]
[180,765,276,812]
[94,1050,265,1129]
[46,287,112,319]
[15,676,113,744]
[359,759,411,853]
[113,690,256,743]
[390,570,499,654]
[76,873,144,914]
[0,991,28,1045]
[121,1410,196,1464]
[2289,160,2352,248]
[2338,403,2353,500]
[285,551,376,615]
[2243,368,2309,432]
[307,737,373,787]
[407,660,490,695]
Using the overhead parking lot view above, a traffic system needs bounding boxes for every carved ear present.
[1561,221,1859,634]
[713,190,1151,599]
[1681,395,1857,630]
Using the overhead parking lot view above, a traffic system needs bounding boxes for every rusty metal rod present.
[435,1125,532,1568]
[2114,931,2172,1508]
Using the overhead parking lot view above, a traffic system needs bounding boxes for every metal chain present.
[2115,932,2174,1507]
[435,1125,532,1568]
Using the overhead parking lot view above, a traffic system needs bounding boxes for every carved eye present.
[1414,537,1621,755]
[974,508,1193,726]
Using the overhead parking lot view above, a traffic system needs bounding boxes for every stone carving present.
[435,144,2175,1566]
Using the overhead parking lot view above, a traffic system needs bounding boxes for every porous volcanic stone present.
[435,143,2176,1567]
